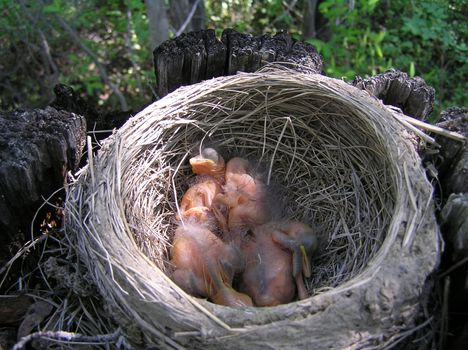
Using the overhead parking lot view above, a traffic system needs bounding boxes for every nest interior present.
[126,80,395,293]
[66,69,439,349]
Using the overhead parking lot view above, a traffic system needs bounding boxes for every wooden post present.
[154,29,323,98]
[0,107,86,261]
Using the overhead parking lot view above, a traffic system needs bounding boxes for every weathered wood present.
[441,193,468,259]
[0,295,32,326]
[203,30,227,79]
[154,39,185,98]
[52,83,131,131]
[154,29,323,98]
[17,300,54,341]
[436,107,468,195]
[259,32,290,62]
[439,193,468,350]
[446,144,468,195]
[424,107,467,195]
[0,107,86,262]
[286,40,323,73]
[352,69,435,120]
[180,31,207,85]
[222,28,263,74]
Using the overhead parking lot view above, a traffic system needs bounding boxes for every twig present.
[438,257,468,278]
[125,8,143,92]
[439,277,450,350]
[175,0,201,36]
[18,0,59,81]
[87,136,95,186]
[0,235,48,289]
[400,113,466,142]
[12,329,132,350]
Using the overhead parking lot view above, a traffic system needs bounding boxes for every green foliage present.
[308,0,391,78]
[383,0,467,114]
[305,0,467,116]
[0,0,153,111]
[0,0,465,116]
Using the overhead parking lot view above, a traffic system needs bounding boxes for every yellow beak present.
[300,244,311,278]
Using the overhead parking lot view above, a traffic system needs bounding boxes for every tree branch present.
[176,0,201,37]
[125,8,143,92]
[12,329,133,350]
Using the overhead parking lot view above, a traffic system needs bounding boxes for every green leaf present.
[42,1,61,14]
[375,44,383,59]
[409,62,415,78]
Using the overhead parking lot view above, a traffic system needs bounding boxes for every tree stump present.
[52,83,131,132]
[441,194,468,261]
[440,193,468,349]
[352,69,435,120]
[0,107,86,265]
[154,29,323,98]
[433,107,468,195]
[423,107,468,350]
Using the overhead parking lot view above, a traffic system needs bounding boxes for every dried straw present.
[64,67,440,349]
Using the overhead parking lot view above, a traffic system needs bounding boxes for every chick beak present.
[300,244,312,278]
[189,158,216,175]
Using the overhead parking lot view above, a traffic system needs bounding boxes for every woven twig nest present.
[66,68,440,349]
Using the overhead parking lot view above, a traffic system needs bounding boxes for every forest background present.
[0,0,466,121]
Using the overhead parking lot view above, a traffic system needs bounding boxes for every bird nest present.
[65,68,440,349]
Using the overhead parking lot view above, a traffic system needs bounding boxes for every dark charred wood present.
[441,193,468,261]
[0,107,86,264]
[222,29,264,74]
[424,107,468,350]
[153,32,197,98]
[439,193,468,350]
[424,107,468,196]
[445,144,468,195]
[285,40,323,74]
[51,84,96,121]
[203,30,227,80]
[259,32,292,62]
[352,69,435,120]
[52,83,133,132]
[154,29,323,98]
[259,32,322,74]
[0,295,32,326]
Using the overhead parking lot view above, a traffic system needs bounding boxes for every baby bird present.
[172,148,253,307]
[189,147,226,182]
[239,221,317,306]
[170,223,253,307]
[179,178,222,225]
[209,262,254,308]
[178,147,226,226]
[214,157,270,238]
[271,221,318,300]
[239,223,296,306]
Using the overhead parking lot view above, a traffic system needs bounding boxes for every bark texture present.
[434,107,468,195]
[154,29,323,97]
[0,107,86,260]
[352,69,435,120]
